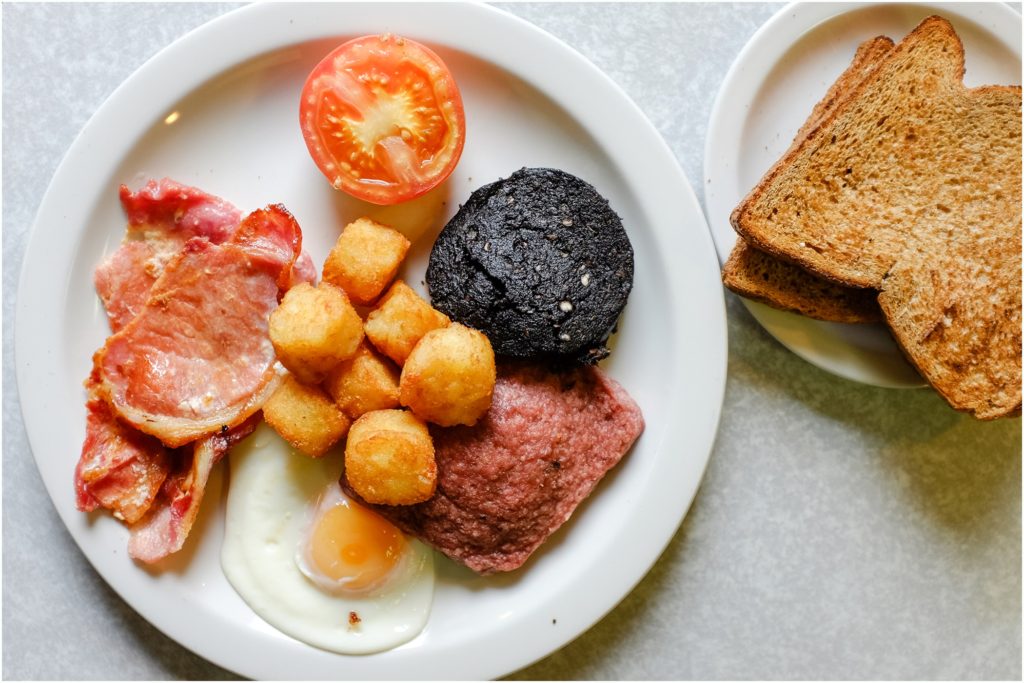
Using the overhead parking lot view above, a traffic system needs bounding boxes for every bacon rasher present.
[75,378,170,524]
[127,414,259,563]
[93,205,302,447]
[76,181,310,562]
[94,179,242,333]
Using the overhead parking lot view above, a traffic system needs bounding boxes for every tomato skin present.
[299,34,466,205]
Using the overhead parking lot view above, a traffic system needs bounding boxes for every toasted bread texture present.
[723,240,884,323]
[731,16,1022,419]
[722,36,893,323]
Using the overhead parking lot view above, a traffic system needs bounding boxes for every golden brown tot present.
[324,341,401,419]
[268,282,364,384]
[400,323,496,427]
[344,409,436,505]
[322,218,411,305]
[263,374,351,457]
[363,280,449,366]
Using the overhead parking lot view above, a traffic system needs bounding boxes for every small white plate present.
[704,2,1022,388]
[15,3,726,679]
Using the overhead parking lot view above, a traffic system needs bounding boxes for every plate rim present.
[15,2,727,679]
[702,0,1022,390]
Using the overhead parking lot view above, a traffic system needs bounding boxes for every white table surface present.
[3,3,1021,680]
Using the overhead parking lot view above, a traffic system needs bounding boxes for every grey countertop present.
[3,3,1020,680]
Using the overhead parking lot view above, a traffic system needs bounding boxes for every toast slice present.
[722,36,893,323]
[731,16,1022,419]
[723,240,884,322]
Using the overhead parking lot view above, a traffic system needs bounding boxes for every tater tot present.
[399,323,496,427]
[263,374,351,457]
[344,409,436,506]
[268,282,364,384]
[322,217,411,305]
[363,280,449,366]
[324,341,401,419]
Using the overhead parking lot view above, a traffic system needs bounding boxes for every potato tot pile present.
[262,216,496,505]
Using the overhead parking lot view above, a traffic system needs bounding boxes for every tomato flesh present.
[300,34,466,205]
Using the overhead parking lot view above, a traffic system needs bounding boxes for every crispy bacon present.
[93,205,301,447]
[94,179,242,332]
[127,415,259,563]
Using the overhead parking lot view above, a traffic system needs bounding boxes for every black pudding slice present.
[427,168,634,364]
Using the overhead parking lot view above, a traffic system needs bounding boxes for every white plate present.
[15,3,726,679]
[704,1,1022,388]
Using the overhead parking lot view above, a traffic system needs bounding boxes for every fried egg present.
[221,423,434,654]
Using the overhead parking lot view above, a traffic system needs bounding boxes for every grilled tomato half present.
[299,34,466,205]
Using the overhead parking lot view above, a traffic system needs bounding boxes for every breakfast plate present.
[704,1,1022,389]
[15,2,726,679]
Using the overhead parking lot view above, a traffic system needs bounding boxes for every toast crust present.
[731,16,1022,419]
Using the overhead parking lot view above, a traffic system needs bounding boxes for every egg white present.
[221,423,434,655]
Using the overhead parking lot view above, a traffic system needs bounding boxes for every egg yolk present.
[307,496,406,594]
